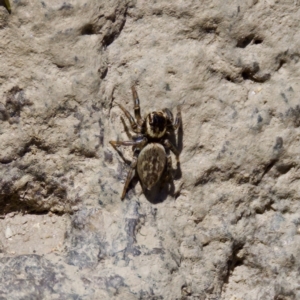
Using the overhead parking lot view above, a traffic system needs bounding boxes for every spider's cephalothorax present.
[145,111,168,138]
[109,86,181,200]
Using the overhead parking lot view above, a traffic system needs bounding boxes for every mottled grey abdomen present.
[137,143,166,190]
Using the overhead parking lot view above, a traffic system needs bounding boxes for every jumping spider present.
[110,86,181,200]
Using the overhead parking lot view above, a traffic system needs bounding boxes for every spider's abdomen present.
[137,143,166,190]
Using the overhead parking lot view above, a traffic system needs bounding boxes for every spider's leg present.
[163,108,174,124]
[109,137,147,149]
[164,139,180,163]
[172,106,181,130]
[109,137,147,165]
[121,149,139,200]
[131,86,142,125]
[115,102,141,133]
[121,116,145,141]
[120,116,133,139]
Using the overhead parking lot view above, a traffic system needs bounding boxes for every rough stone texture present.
[1,0,300,299]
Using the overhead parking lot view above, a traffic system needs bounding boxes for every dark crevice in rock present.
[216,63,270,84]
[0,190,69,215]
[18,137,51,158]
[102,7,128,48]
[106,13,116,23]
[0,171,71,216]
[261,159,278,179]
[0,193,66,216]
[194,164,248,186]
[102,27,121,47]
[255,199,274,214]
[53,63,65,69]
[254,159,278,185]
[253,38,263,44]
[236,34,263,48]
[241,68,270,83]
[69,147,97,158]
[276,163,295,175]
[0,102,9,121]
[202,25,218,34]
[28,210,67,216]
[200,17,220,34]
[275,51,289,71]
[80,24,96,35]
[224,75,236,83]
[276,59,287,71]
[181,284,192,297]
[100,66,108,79]
[236,34,255,48]
[0,157,14,164]
[224,242,245,284]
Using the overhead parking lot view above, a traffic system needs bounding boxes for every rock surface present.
[1,0,300,299]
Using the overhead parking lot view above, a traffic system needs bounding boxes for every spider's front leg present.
[172,105,181,130]
[115,102,141,133]
[120,116,144,141]
[131,86,143,126]
[163,105,181,131]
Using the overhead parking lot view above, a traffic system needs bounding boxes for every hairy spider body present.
[109,86,181,200]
